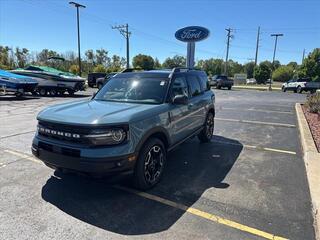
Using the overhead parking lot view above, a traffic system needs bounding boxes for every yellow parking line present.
[115,185,288,240]
[3,149,43,165]
[3,148,288,239]
[221,107,293,114]
[244,144,296,155]
[213,140,296,155]
[215,117,296,128]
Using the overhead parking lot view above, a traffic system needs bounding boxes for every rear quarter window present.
[198,75,210,91]
[187,75,201,97]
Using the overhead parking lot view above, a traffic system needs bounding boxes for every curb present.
[296,103,320,240]
[233,86,281,91]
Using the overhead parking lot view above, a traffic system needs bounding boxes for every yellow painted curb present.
[233,85,282,91]
[296,103,320,240]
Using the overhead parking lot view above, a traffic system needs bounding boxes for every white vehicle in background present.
[246,78,257,84]
[282,78,311,93]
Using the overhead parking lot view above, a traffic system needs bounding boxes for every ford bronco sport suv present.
[32,68,215,190]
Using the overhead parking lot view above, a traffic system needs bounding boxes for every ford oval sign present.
[175,26,210,42]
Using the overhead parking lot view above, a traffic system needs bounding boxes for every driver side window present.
[171,76,188,98]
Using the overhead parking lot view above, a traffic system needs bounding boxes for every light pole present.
[69,1,86,76]
[270,33,283,90]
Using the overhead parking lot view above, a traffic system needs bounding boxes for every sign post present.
[175,26,210,68]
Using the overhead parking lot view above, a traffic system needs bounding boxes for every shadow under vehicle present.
[41,136,243,235]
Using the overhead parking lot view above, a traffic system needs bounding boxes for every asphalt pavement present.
[0,88,315,240]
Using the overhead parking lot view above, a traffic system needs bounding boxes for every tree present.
[109,54,126,72]
[154,58,161,69]
[132,54,155,70]
[272,66,294,82]
[69,64,79,75]
[96,49,110,66]
[227,60,243,76]
[162,55,186,68]
[298,48,320,81]
[93,64,106,73]
[15,47,29,68]
[196,58,223,76]
[244,62,255,78]
[254,62,272,84]
[287,61,298,70]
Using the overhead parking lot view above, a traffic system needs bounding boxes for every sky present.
[0,0,319,65]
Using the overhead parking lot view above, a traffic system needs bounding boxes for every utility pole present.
[270,33,284,90]
[224,28,232,75]
[254,26,260,66]
[112,24,131,68]
[69,1,86,76]
[302,48,305,64]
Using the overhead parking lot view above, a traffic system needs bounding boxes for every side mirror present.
[172,95,188,105]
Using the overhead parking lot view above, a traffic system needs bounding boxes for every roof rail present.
[169,67,198,78]
[121,68,143,73]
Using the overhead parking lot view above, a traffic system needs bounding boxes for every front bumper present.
[32,137,136,175]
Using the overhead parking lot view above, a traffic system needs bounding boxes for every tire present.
[97,82,103,90]
[198,112,215,143]
[297,86,302,94]
[49,89,57,96]
[282,86,286,92]
[133,138,166,190]
[217,85,221,89]
[39,88,47,96]
[228,86,232,90]
[68,90,75,96]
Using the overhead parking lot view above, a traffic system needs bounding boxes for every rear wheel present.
[198,112,214,143]
[39,88,47,96]
[228,86,232,90]
[133,138,166,190]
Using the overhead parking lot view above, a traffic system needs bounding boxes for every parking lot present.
[0,89,315,240]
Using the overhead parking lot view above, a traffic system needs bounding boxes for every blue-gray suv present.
[32,68,215,190]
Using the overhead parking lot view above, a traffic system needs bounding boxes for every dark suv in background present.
[210,75,234,90]
[32,68,215,189]
[87,72,107,87]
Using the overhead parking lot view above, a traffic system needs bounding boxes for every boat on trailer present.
[0,69,38,97]
[11,65,86,96]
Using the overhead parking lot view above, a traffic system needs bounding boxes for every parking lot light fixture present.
[69,1,86,76]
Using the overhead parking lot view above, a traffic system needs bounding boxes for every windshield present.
[94,76,169,104]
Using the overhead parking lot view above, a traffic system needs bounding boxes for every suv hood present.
[37,100,163,125]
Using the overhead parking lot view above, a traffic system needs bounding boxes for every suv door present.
[186,74,206,131]
[168,75,194,144]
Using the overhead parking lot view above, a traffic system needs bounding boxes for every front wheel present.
[282,86,286,92]
[228,86,232,90]
[297,86,302,93]
[133,138,166,190]
[198,112,214,143]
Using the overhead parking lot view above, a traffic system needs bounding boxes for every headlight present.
[86,128,128,146]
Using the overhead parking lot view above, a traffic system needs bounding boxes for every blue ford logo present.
[175,26,210,42]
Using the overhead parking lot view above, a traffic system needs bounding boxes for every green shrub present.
[93,64,106,73]
[69,64,79,75]
[272,66,294,82]
[306,93,320,114]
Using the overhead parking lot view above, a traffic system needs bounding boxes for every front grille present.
[38,121,91,144]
